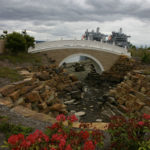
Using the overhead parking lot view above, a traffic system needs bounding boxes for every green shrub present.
[108,114,150,150]
[141,52,150,64]
[129,49,150,64]
[0,121,33,139]
[1,31,35,54]
[5,32,27,54]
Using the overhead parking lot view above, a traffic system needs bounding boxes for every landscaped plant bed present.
[2,113,150,150]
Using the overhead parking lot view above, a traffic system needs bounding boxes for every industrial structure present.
[82,27,131,48]
[82,27,107,42]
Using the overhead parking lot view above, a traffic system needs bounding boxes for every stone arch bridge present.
[29,40,131,73]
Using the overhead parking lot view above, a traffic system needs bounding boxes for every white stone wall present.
[29,40,131,57]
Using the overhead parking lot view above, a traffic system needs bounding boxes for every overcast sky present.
[0,0,150,46]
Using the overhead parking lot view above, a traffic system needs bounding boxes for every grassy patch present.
[0,52,42,65]
[129,49,150,64]
[0,67,23,81]
[143,70,150,75]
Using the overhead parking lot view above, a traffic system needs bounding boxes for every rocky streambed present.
[0,55,150,125]
[61,56,136,122]
[64,81,115,122]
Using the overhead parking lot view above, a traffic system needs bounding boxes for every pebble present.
[70,110,76,114]
[96,119,102,122]
[97,102,103,105]
[83,87,88,92]
[64,99,75,105]
[75,111,86,117]
[73,102,80,105]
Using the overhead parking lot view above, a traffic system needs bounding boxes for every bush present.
[5,32,26,54]
[2,31,35,54]
[4,114,104,150]
[129,49,150,64]
[141,52,150,64]
[108,113,150,150]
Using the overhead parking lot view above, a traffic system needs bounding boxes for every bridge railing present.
[29,40,131,56]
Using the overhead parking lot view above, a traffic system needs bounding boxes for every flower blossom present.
[138,121,144,126]
[143,113,150,120]
[56,114,66,122]
[84,140,95,150]
[67,115,78,123]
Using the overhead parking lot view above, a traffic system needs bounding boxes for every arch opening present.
[59,53,104,74]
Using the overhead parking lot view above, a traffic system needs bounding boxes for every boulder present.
[0,97,13,107]
[133,99,145,111]
[26,91,42,103]
[69,74,78,82]
[15,97,25,105]
[20,85,38,95]
[36,71,50,80]
[0,85,16,96]
[9,90,20,101]
[49,103,66,112]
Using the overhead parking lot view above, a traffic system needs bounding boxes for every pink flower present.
[138,121,144,126]
[67,115,78,122]
[56,114,66,122]
[143,113,150,120]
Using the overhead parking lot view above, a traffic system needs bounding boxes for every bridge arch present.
[59,53,104,74]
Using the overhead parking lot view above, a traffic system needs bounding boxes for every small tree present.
[4,31,35,54]
[22,31,35,51]
[5,32,26,54]
[0,30,8,39]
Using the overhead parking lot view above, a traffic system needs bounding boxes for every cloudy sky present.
[0,0,150,46]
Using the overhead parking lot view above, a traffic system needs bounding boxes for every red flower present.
[59,138,66,149]
[138,121,144,126]
[51,134,64,141]
[83,140,95,150]
[8,134,24,145]
[50,122,60,129]
[67,115,78,123]
[43,134,49,142]
[143,113,150,120]
[65,144,72,150]
[80,130,89,140]
[21,140,31,148]
[56,114,66,122]
[51,148,56,150]
[26,134,36,144]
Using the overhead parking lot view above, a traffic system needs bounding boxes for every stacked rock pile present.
[0,64,82,117]
[108,70,150,114]
[99,55,136,83]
